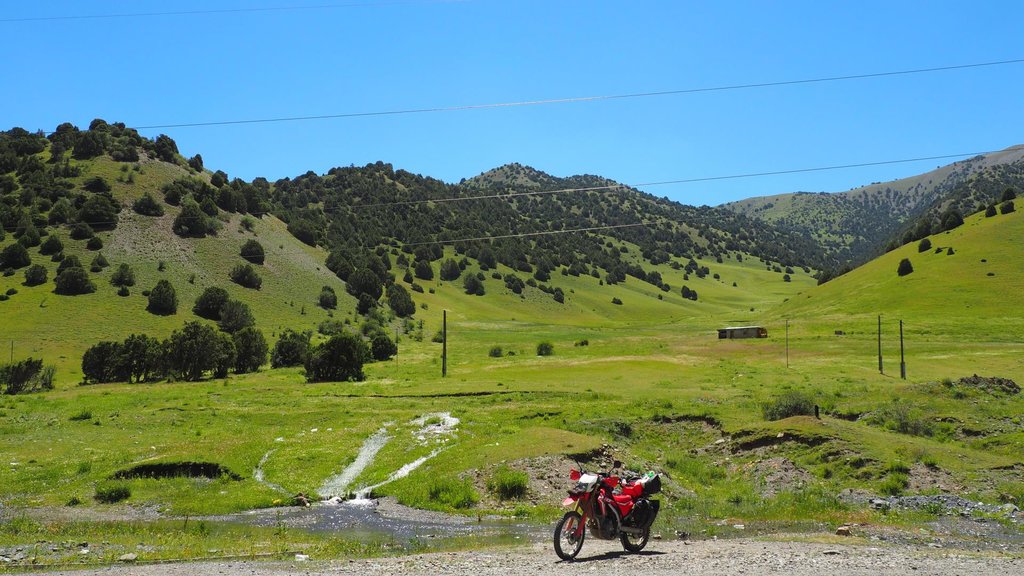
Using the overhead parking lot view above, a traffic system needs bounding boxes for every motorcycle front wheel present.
[553,511,585,560]
[620,527,650,553]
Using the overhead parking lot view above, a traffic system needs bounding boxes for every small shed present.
[718,326,768,339]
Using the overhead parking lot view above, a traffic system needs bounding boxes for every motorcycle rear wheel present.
[620,527,650,553]
[553,511,585,560]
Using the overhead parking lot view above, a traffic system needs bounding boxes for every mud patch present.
[111,462,241,481]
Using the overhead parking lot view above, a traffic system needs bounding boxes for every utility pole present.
[877,315,883,374]
[785,319,789,369]
[900,319,906,380]
[441,310,447,378]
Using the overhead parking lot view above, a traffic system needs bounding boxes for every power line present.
[402,222,649,246]
[129,59,1024,130]
[0,1,455,23]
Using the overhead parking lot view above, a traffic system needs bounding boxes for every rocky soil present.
[30,538,1024,576]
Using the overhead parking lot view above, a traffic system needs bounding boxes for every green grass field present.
[2,157,1023,564]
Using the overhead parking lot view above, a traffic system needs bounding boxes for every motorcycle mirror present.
[612,460,622,470]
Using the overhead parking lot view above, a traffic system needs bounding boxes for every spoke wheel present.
[620,527,650,553]
[553,511,585,561]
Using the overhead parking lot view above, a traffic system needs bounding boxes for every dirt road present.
[36,538,1022,576]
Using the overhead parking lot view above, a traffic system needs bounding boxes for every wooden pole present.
[900,319,906,380]
[877,315,883,374]
[441,310,447,378]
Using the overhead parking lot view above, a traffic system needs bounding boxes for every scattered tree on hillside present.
[193,286,230,319]
[439,258,461,281]
[1002,188,1017,202]
[229,263,262,289]
[370,332,398,361]
[54,266,95,295]
[173,199,212,237]
[917,238,932,252]
[147,279,177,314]
[318,285,337,309]
[1001,201,1015,214]
[414,259,434,281]
[39,235,63,256]
[132,193,164,216]
[305,333,370,382]
[240,239,264,265]
[110,263,135,287]
[387,283,415,317]
[23,264,47,286]
[346,268,383,300]
[0,358,54,394]
[1,242,31,269]
[78,195,119,231]
[897,258,914,277]
[166,321,223,381]
[463,274,485,296]
[985,205,998,217]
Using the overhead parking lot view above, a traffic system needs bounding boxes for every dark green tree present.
[439,258,461,281]
[54,267,95,295]
[346,268,383,300]
[318,285,337,309]
[233,327,268,373]
[78,195,119,230]
[23,264,47,286]
[188,154,204,172]
[17,226,40,248]
[132,193,164,216]
[119,334,164,383]
[414,260,434,281]
[1001,201,1015,214]
[917,238,931,252]
[82,176,111,193]
[173,199,211,237]
[2,242,31,269]
[229,263,262,289]
[110,263,135,287]
[193,286,230,319]
[463,274,484,296]
[39,235,63,256]
[147,279,177,314]
[69,222,94,240]
[166,321,220,381]
[153,134,179,163]
[356,292,376,315]
[271,329,311,368]
[218,299,255,333]
[305,332,370,382]
[370,332,398,361]
[387,283,416,316]
[240,239,264,265]
[985,205,998,217]
[56,255,82,275]
[81,341,123,383]
[1002,188,1017,202]
[897,258,914,276]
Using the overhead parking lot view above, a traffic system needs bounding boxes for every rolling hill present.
[722,145,1024,265]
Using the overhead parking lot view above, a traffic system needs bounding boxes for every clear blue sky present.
[2,0,1021,205]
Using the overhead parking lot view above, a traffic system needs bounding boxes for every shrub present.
[985,205,998,217]
[897,258,914,277]
[23,264,47,286]
[463,274,485,296]
[305,333,370,382]
[39,234,63,256]
[487,466,529,500]
[86,236,103,251]
[1002,188,1018,202]
[147,279,177,314]
[173,199,212,237]
[346,268,382,299]
[94,484,131,504]
[110,263,135,287]
[271,329,310,368]
[117,285,130,297]
[370,333,398,361]
[69,222,94,240]
[536,341,554,356]
[193,286,230,319]
[439,258,461,281]
[1,242,31,269]
[917,238,931,252]
[414,259,434,280]
[229,263,262,289]
[866,399,933,436]
[0,358,55,394]
[611,297,623,305]
[132,193,164,216]
[879,473,909,497]
[54,267,96,295]
[762,390,815,420]
[488,346,503,358]
[318,285,337,309]
[504,274,525,294]
[166,321,228,381]
[431,330,444,343]
[90,253,109,269]
[1001,200,1015,214]
[240,239,264,265]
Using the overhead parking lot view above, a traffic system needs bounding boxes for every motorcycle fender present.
[562,497,578,507]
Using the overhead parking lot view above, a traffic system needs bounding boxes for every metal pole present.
[900,319,906,380]
[877,315,883,374]
[785,319,789,368]
[441,310,447,378]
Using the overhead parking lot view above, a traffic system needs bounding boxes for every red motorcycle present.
[553,460,661,560]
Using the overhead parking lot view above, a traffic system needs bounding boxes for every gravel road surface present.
[36,538,1022,576]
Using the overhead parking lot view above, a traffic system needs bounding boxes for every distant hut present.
[717,326,768,339]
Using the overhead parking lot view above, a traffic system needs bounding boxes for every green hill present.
[722,146,1024,265]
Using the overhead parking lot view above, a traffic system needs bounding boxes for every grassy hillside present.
[722,146,1024,264]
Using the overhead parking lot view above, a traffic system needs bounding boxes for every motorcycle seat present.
[613,494,634,505]
[620,483,643,498]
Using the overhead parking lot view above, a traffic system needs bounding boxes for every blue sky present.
[2,0,1021,205]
